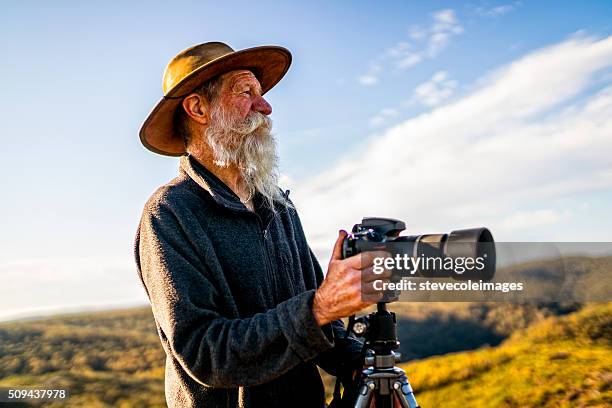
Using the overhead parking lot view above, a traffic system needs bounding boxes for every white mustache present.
[229,112,272,135]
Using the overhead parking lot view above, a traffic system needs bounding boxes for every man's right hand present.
[312,230,391,326]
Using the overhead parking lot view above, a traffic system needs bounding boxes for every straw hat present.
[139,42,292,156]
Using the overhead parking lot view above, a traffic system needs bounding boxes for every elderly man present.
[135,42,384,407]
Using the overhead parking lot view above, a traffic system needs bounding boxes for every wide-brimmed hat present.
[139,41,292,156]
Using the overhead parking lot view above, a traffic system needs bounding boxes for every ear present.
[182,93,209,126]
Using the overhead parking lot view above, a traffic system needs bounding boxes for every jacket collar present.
[179,154,251,213]
[180,154,292,221]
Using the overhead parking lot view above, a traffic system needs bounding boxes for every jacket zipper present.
[255,215,278,304]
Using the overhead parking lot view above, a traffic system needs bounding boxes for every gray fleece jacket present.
[134,155,362,407]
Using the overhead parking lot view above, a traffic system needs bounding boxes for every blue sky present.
[1,1,611,320]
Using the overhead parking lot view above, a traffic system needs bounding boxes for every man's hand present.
[312,230,391,326]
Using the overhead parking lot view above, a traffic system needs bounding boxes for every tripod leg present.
[392,375,419,408]
[354,380,375,408]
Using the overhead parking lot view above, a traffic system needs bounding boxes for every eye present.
[242,89,252,96]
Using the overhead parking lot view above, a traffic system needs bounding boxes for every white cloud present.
[369,108,399,127]
[294,35,612,257]
[396,9,463,68]
[357,61,383,85]
[388,9,465,72]
[381,108,398,116]
[475,1,521,17]
[408,26,426,40]
[358,9,463,84]
[397,53,423,69]
[386,41,411,57]
[428,9,464,56]
[410,71,458,107]
[432,9,457,25]
[418,9,464,60]
[358,75,379,86]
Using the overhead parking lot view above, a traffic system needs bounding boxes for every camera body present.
[342,217,406,258]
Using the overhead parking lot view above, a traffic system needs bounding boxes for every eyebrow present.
[229,74,262,94]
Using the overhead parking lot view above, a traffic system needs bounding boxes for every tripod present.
[347,303,420,408]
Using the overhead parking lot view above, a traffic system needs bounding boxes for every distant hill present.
[0,256,609,407]
[389,301,578,361]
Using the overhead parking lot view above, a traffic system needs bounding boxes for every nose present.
[252,95,272,116]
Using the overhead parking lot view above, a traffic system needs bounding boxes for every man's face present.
[215,70,272,121]
[198,69,287,209]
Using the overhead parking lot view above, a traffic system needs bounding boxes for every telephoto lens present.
[396,227,496,280]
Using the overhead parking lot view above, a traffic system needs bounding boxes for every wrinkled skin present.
[216,70,272,119]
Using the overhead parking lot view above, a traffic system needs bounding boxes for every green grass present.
[401,303,612,407]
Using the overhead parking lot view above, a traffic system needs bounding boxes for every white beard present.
[203,104,290,210]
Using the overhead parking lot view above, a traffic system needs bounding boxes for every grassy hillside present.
[0,308,165,407]
[0,302,575,406]
[0,255,608,406]
[2,304,608,408]
[401,303,612,407]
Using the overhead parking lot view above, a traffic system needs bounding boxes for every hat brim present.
[139,46,292,156]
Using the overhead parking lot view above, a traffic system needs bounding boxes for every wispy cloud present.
[391,8,463,67]
[426,9,464,57]
[297,35,612,256]
[397,53,423,69]
[474,1,521,17]
[357,9,463,85]
[358,74,379,86]
[369,108,399,127]
[357,61,383,86]
[409,71,458,107]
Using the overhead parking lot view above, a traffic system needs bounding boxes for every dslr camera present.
[341,217,496,282]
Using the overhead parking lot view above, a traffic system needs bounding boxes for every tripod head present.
[342,304,419,408]
[351,303,399,361]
